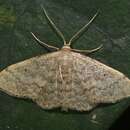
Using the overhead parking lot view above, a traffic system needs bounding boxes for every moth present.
[0,7,130,111]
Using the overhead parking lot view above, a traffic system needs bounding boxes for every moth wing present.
[0,51,62,109]
[72,52,130,104]
[0,50,130,111]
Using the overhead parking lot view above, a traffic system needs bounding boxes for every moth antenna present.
[31,32,59,50]
[68,10,99,46]
[41,6,67,45]
[71,44,103,54]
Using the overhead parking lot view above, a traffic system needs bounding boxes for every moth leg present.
[71,44,103,54]
[31,32,59,50]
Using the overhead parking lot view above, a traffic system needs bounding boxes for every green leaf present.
[0,0,130,130]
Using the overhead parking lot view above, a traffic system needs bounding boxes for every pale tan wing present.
[0,51,64,109]
[71,52,130,105]
[1,50,130,112]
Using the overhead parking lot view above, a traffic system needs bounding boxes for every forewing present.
[72,52,130,104]
[0,51,62,109]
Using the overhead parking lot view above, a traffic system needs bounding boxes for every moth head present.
[61,45,71,51]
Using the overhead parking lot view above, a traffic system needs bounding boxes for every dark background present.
[0,0,130,130]
[110,107,130,130]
